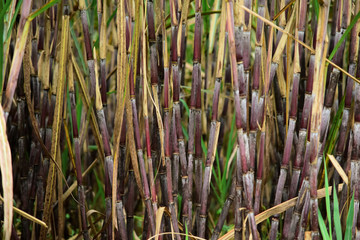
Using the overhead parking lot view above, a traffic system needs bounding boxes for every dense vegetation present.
[1,0,360,239]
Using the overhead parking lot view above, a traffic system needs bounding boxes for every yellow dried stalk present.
[0,105,13,240]
[219,183,345,240]
[71,54,105,162]
[40,10,70,239]
[112,0,130,236]
[215,2,227,79]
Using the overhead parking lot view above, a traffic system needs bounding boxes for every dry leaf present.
[0,105,13,240]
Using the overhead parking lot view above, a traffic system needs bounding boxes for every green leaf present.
[0,0,5,96]
[333,181,342,240]
[0,0,12,19]
[318,209,330,240]
[324,161,332,239]
[28,0,60,21]
[344,192,355,240]
[181,123,189,141]
[6,0,23,40]
[107,7,117,27]
[312,0,319,19]
[328,10,360,61]
[70,21,88,74]
[180,98,190,116]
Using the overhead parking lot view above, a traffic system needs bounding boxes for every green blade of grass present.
[0,0,4,97]
[180,98,190,116]
[70,21,88,74]
[324,161,332,239]
[344,192,355,240]
[6,0,23,40]
[318,209,330,240]
[0,0,12,19]
[333,181,342,240]
[28,0,60,21]
[328,10,360,61]
[312,0,319,19]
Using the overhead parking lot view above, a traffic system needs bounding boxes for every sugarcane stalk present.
[170,0,190,229]
[217,61,231,170]
[40,2,68,237]
[2,0,32,121]
[269,15,301,240]
[308,2,330,237]
[79,0,97,100]
[126,162,137,240]
[171,109,180,213]
[226,1,258,239]
[234,146,243,240]
[17,70,31,240]
[129,62,156,236]
[163,60,181,240]
[91,47,116,239]
[242,0,252,108]
[68,58,90,240]
[351,67,360,237]
[100,0,107,109]
[266,8,296,96]
[211,177,235,240]
[142,23,158,216]
[198,3,226,237]
[115,113,128,240]
[282,55,315,239]
[250,0,267,216]
[28,5,46,237]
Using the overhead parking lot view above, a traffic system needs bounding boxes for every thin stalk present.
[126,162,137,240]
[99,0,107,109]
[351,66,360,236]
[40,3,68,237]
[18,70,31,240]
[79,0,97,99]
[116,113,128,240]
[234,146,243,240]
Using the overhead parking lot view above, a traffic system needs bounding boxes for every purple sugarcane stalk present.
[226,1,258,238]
[211,178,236,240]
[198,3,226,237]
[116,114,128,240]
[68,60,90,240]
[163,64,181,240]
[128,63,156,236]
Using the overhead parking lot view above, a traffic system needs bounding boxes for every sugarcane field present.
[1,0,360,239]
